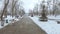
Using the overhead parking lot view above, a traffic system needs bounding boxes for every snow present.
[0,15,21,29]
[47,15,60,20]
[29,16,60,34]
[0,20,12,29]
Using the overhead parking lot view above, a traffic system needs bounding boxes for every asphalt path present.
[0,16,47,34]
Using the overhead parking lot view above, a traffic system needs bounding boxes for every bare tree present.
[14,2,20,18]
[11,0,18,17]
[29,9,33,17]
[1,0,9,21]
[19,2,25,17]
[52,0,58,16]
[33,4,39,16]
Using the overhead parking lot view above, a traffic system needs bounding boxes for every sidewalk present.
[0,16,47,34]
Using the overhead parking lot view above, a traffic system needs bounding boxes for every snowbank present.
[29,16,60,34]
[0,15,21,29]
[47,15,60,20]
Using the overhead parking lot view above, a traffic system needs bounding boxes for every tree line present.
[0,0,25,21]
[29,0,60,17]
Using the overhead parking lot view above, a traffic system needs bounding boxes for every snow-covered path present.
[29,16,60,34]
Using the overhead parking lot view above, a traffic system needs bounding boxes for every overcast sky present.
[0,0,4,10]
[20,0,43,13]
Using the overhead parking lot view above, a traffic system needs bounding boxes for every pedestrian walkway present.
[0,16,46,34]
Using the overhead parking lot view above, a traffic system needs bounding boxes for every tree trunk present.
[1,0,9,21]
